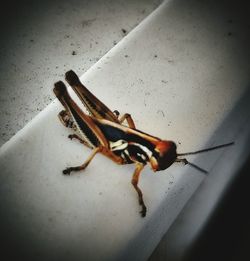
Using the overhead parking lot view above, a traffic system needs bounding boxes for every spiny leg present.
[63,147,100,175]
[68,134,92,148]
[131,163,146,217]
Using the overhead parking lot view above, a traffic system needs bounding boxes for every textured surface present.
[1,0,250,260]
[0,0,162,146]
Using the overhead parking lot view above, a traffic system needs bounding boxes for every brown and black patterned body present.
[53,70,233,217]
[54,70,177,217]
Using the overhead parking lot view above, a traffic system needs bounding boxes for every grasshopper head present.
[151,140,177,171]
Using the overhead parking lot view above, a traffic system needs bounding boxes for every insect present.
[53,70,234,217]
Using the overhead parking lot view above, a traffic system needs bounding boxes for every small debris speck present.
[124,54,129,58]
[154,54,158,58]
[121,28,127,34]
[157,110,165,117]
[72,51,77,55]
[82,18,96,28]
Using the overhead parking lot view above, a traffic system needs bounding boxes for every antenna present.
[177,142,234,156]
[176,142,234,174]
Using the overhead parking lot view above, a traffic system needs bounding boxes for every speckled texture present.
[0,0,162,147]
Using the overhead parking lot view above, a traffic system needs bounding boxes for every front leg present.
[175,158,208,174]
[63,147,100,175]
[131,163,147,217]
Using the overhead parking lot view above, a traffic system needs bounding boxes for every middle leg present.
[63,147,100,175]
[113,110,136,128]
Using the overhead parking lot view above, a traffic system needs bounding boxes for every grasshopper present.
[53,70,233,217]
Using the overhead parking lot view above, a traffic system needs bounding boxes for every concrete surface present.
[0,0,162,147]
